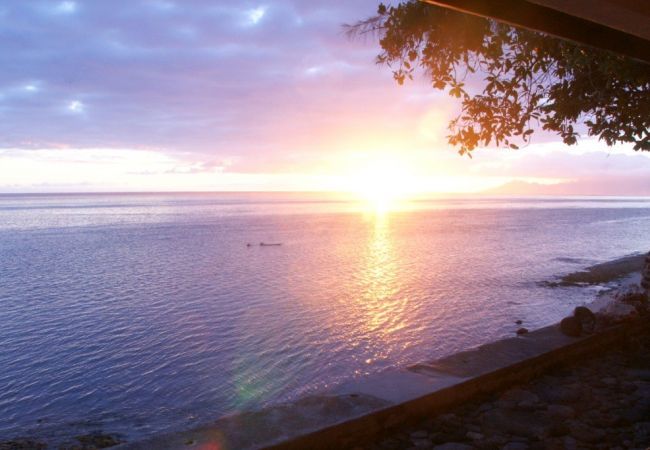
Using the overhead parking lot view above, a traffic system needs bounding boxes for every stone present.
[379,437,402,449]
[633,421,650,441]
[546,423,571,437]
[516,328,529,335]
[480,435,508,447]
[466,431,483,440]
[437,413,460,425]
[627,369,650,381]
[560,316,582,337]
[481,409,544,440]
[547,404,575,419]
[601,377,616,385]
[477,403,494,413]
[573,306,593,318]
[570,422,606,443]
[537,384,583,404]
[574,306,596,334]
[74,433,120,448]
[432,444,474,450]
[516,400,539,411]
[500,388,539,405]
[411,437,433,448]
[0,440,47,450]
[411,431,429,439]
[562,436,578,450]
[615,284,647,305]
[541,437,568,450]
[600,301,638,321]
[502,443,529,450]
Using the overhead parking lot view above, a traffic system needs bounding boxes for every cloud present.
[0,0,395,160]
[0,0,645,194]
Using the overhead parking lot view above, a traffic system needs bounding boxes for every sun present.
[346,158,418,212]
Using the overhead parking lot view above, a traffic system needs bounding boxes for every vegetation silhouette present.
[346,1,650,156]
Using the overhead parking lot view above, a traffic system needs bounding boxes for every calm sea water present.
[1,193,650,443]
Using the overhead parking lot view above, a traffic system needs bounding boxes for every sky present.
[1,0,649,195]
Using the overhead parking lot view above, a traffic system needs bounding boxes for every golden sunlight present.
[346,157,419,212]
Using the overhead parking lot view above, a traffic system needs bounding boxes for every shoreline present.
[120,322,648,450]
[367,326,650,450]
[117,254,647,450]
[2,253,646,450]
[542,253,645,287]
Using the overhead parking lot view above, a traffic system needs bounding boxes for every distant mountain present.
[483,177,650,196]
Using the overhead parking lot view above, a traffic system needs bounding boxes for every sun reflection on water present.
[354,211,410,367]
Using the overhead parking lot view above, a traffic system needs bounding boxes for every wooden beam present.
[422,0,650,64]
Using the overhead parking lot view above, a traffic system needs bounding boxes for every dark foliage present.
[346,1,650,156]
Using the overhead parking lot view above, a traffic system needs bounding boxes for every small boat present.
[260,242,282,246]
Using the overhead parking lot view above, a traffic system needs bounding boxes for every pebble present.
[365,329,650,450]
[601,376,617,385]
[410,430,429,439]
[432,444,473,450]
[547,404,575,419]
[465,431,483,440]
[411,437,433,447]
[502,443,529,450]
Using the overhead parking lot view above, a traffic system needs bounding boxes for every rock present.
[601,377,616,385]
[411,437,433,448]
[547,404,575,419]
[74,433,120,448]
[481,409,544,440]
[480,435,508,447]
[432,444,474,450]
[560,316,582,337]
[541,437,568,450]
[546,423,571,437]
[517,400,539,411]
[432,430,468,444]
[477,403,494,413]
[516,328,529,335]
[634,422,650,442]
[573,305,593,318]
[0,440,47,450]
[600,301,638,322]
[379,437,403,449]
[410,431,429,439]
[574,306,596,334]
[437,413,460,425]
[500,388,539,405]
[626,369,650,381]
[466,431,483,440]
[615,284,647,305]
[502,443,529,450]
[537,384,582,404]
[570,422,606,443]
[562,436,578,450]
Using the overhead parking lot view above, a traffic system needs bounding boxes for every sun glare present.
[347,159,418,212]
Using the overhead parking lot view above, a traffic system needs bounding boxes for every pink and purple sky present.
[1,0,649,195]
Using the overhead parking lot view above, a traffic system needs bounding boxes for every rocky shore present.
[543,254,646,287]
[361,255,650,450]
[363,320,650,450]
[362,328,650,450]
[0,433,120,450]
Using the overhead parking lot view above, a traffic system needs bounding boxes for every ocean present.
[1,193,649,444]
